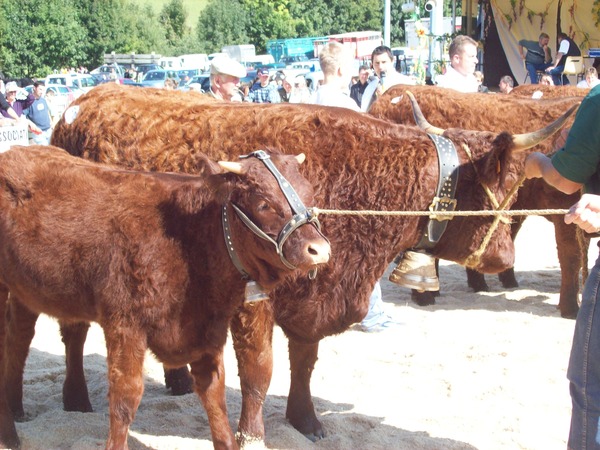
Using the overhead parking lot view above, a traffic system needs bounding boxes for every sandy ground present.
[13,215,592,450]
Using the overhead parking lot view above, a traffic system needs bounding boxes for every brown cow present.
[41,83,573,444]
[0,145,330,449]
[510,83,589,99]
[369,84,585,318]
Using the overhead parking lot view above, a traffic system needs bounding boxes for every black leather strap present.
[414,133,460,250]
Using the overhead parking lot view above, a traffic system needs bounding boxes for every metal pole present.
[384,0,391,47]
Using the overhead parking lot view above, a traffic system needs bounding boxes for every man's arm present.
[546,51,565,71]
[0,93,19,120]
[524,152,583,194]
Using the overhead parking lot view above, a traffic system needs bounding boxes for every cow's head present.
[217,149,331,289]
[407,92,578,273]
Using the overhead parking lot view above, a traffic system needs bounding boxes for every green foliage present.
[241,0,298,52]
[0,0,467,79]
[160,0,190,46]
[196,0,249,53]
[1,0,87,78]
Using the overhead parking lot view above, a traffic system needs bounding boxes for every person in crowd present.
[108,67,118,83]
[539,74,554,86]
[519,32,552,84]
[361,45,415,111]
[25,81,52,145]
[310,42,399,332]
[531,74,554,99]
[288,75,312,103]
[524,82,600,450]
[498,75,514,94]
[277,73,293,102]
[311,41,359,111]
[545,31,581,85]
[0,81,20,121]
[474,70,488,93]
[435,35,479,93]
[350,64,370,107]
[207,55,246,102]
[245,67,280,103]
[188,83,202,93]
[0,81,34,119]
[577,66,600,89]
[163,78,178,90]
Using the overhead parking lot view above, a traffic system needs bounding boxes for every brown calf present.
[0,145,330,449]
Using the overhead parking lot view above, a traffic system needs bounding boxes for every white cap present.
[210,55,246,78]
[5,81,18,92]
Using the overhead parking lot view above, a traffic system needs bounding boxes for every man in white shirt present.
[312,42,399,332]
[208,55,246,102]
[361,45,415,111]
[312,41,360,111]
[436,35,479,93]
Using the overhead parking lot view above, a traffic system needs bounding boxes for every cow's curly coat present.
[370,84,585,318]
[42,83,559,442]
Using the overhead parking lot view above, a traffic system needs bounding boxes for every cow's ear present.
[218,161,243,174]
[295,153,306,165]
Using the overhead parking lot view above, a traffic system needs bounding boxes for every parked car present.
[135,63,160,78]
[178,69,200,79]
[279,55,309,65]
[179,74,210,92]
[141,69,180,88]
[44,73,98,93]
[91,63,125,79]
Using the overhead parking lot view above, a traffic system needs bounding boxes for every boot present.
[389,250,439,292]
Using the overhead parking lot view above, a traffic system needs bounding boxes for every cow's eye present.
[256,200,271,212]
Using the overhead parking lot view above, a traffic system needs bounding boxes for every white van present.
[159,57,181,70]
[179,54,209,72]
[44,73,98,94]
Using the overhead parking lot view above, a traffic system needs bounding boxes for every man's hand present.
[565,194,600,233]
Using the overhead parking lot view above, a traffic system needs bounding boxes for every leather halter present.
[222,150,326,280]
[413,133,460,250]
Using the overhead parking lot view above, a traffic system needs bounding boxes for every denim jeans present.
[568,251,600,449]
[547,65,567,85]
[30,128,52,146]
[525,62,551,84]
[360,281,384,328]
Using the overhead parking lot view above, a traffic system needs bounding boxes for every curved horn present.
[218,161,243,174]
[512,103,580,152]
[406,91,445,135]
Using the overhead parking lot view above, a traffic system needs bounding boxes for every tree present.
[77,0,170,68]
[241,0,298,52]
[196,0,249,53]
[0,0,87,78]
[160,0,190,48]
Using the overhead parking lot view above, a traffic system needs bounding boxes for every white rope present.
[311,208,569,217]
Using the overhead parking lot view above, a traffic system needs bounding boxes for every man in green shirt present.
[525,84,600,449]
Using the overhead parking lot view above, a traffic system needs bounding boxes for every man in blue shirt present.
[26,82,52,145]
[245,67,280,103]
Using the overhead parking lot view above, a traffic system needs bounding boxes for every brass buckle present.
[428,196,457,222]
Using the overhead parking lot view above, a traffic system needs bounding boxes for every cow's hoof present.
[411,290,438,306]
[498,270,519,289]
[560,306,579,320]
[287,414,324,442]
[164,366,194,395]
